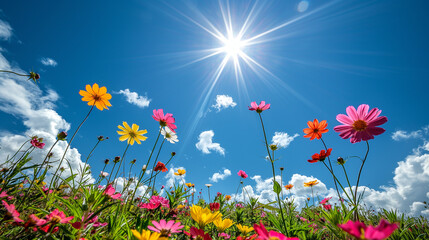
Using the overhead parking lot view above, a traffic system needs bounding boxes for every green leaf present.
[273,180,282,194]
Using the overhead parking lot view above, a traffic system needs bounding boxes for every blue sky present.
[1,0,429,214]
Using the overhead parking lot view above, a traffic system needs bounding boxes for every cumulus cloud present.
[40,57,58,67]
[113,177,149,198]
[0,48,88,183]
[195,130,225,155]
[212,95,237,112]
[0,20,12,40]
[392,130,423,141]
[209,168,231,182]
[116,89,150,108]
[272,132,299,148]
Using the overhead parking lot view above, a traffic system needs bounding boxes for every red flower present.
[308,149,332,163]
[209,202,220,211]
[45,209,74,224]
[184,227,212,240]
[153,109,177,133]
[248,101,270,113]
[338,219,398,240]
[154,162,168,172]
[1,200,24,223]
[104,185,122,199]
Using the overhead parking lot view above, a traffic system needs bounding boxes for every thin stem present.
[320,138,341,200]
[354,141,370,220]
[258,113,272,161]
[321,161,353,203]
[0,70,29,77]
[311,187,315,206]
[50,105,94,189]
[341,164,354,201]
[113,143,130,187]
[147,138,166,188]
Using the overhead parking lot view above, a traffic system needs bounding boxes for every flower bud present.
[57,131,68,141]
[269,144,278,151]
[337,157,345,165]
[142,165,147,171]
[171,152,176,156]
[131,159,136,164]
[104,159,110,164]
[97,136,105,141]
[47,152,53,158]
[114,156,121,163]
[280,167,284,171]
[28,71,40,83]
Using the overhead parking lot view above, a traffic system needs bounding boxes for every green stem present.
[341,164,354,201]
[0,70,29,77]
[320,138,341,200]
[354,141,370,220]
[50,105,94,189]
[113,143,130,186]
[147,138,166,188]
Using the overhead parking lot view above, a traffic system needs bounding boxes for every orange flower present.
[225,195,231,201]
[79,83,112,111]
[304,180,319,187]
[303,119,328,140]
[284,184,294,190]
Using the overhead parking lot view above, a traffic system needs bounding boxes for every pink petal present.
[336,114,354,125]
[364,108,381,122]
[334,125,353,132]
[148,226,160,232]
[346,106,359,121]
[262,104,271,110]
[368,116,388,127]
[259,101,266,108]
[250,102,258,108]
[357,104,369,119]
[367,127,386,136]
[338,129,354,139]
[165,220,174,229]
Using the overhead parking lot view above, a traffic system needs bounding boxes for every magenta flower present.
[30,136,45,149]
[104,185,121,199]
[323,204,332,211]
[219,233,231,239]
[237,170,248,179]
[139,195,170,209]
[334,104,387,143]
[72,215,107,229]
[248,101,270,113]
[148,219,184,237]
[153,109,177,133]
[45,209,74,224]
[185,227,212,240]
[254,221,299,240]
[338,219,398,240]
[0,188,8,198]
[320,197,332,205]
[2,200,24,223]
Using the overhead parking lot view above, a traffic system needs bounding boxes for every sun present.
[221,35,245,58]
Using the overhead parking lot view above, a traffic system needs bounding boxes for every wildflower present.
[210,202,220,211]
[23,214,46,229]
[45,209,74,224]
[1,200,24,223]
[225,195,231,201]
[253,221,299,240]
[338,219,398,240]
[154,162,168,172]
[236,203,244,208]
[284,184,294,190]
[100,171,109,178]
[174,169,186,176]
[304,180,319,187]
[237,170,248,179]
[303,119,329,140]
[104,185,121,199]
[190,205,222,229]
[79,83,112,110]
[261,211,267,218]
[161,126,179,143]
[236,224,254,235]
[213,218,234,232]
[219,233,231,239]
[139,195,170,209]
[205,184,212,188]
[320,197,332,205]
[323,204,332,211]
[30,136,45,149]
[185,227,212,240]
[248,101,270,113]
[337,157,345,165]
[131,229,164,240]
[186,183,195,188]
[148,219,184,237]
[153,109,177,133]
[269,144,278,151]
[28,71,40,83]
[334,104,388,143]
[72,215,107,230]
[117,122,147,145]
[308,149,332,163]
[57,131,68,141]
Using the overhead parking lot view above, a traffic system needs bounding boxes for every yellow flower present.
[177,204,186,209]
[117,122,147,145]
[236,224,254,235]
[304,180,319,187]
[174,169,186,176]
[79,83,112,111]
[131,229,165,240]
[185,182,194,188]
[190,205,222,229]
[213,218,234,232]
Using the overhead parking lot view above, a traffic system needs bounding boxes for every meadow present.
[0,72,427,240]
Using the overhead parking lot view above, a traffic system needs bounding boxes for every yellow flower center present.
[160,229,170,237]
[165,133,171,138]
[353,120,367,131]
[51,216,62,224]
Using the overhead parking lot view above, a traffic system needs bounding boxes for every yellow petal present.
[131,230,142,240]
[137,129,147,134]
[123,122,131,131]
[118,125,127,132]
[129,138,135,145]
[98,86,107,95]
[92,83,99,94]
[119,135,129,142]
[79,90,92,97]
[117,131,127,135]
[85,84,95,95]
[132,124,139,132]
[135,138,141,145]
[136,135,147,141]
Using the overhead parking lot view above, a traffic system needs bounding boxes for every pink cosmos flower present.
[237,170,248,179]
[320,197,332,205]
[334,104,388,143]
[104,185,121,199]
[153,109,177,133]
[219,233,231,239]
[139,195,170,209]
[148,219,184,237]
[30,137,45,149]
[323,204,332,211]
[23,214,47,231]
[236,203,244,208]
[338,219,398,240]
[72,215,107,229]
[45,209,74,224]
[0,188,8,198]
[253,221,299,240]
[2,200,24,223]
[248,101,270,113]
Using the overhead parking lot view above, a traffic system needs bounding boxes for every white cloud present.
[113,177,149,198]
[0,50,88,183]
[116,89,150,108]
[212,95,237,112]
[392,130,423,141]
[209,168,231,182]
[195,130,225,155]
[272,132,299,148]
[40,57,58,67]
[0,20,12,40]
